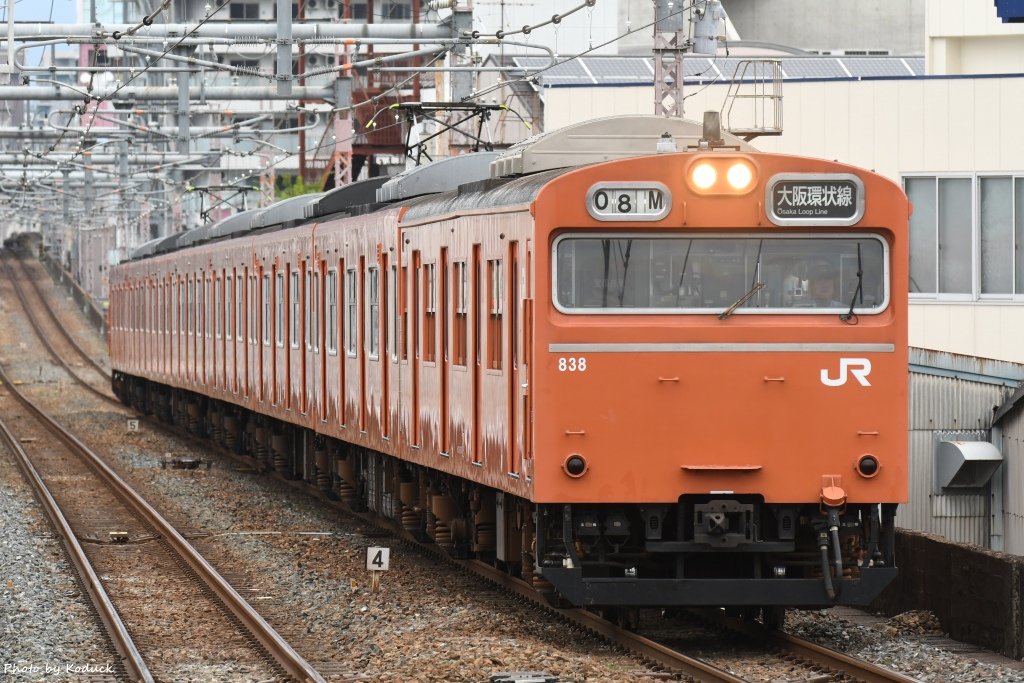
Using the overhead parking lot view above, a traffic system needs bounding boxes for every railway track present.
[13,247,922,682]
[1,254,118,407]
[0,259,327,683]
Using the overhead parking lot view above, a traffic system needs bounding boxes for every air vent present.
[377,152,499,202]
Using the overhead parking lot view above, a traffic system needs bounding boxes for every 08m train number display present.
[586,182,671,222]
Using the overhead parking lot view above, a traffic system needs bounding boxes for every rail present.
[0,374,153,683]
[0,347,326,683]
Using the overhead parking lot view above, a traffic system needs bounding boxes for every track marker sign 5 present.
[366,547,390,593]
[127,419,139,432]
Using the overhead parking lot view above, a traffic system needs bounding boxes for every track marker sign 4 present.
[367,547,390,571]
[366,547,390,594]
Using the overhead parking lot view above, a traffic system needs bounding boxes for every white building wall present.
[542,75,1024,362]
[927,0,1024,75]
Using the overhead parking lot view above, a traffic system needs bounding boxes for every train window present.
[225,274,232,341]
[390,265,398,361]
[346,268,357,356]
[188,278,194,334]
[276,272,284,347]
[312,270,320,352]
[488,259,503,370]
[263,274,271,346]
[236,275,244,342]
[553,234,889,315]
[368,266,380,359]
[423,263,435,362]
[249,275,257,344]
[305,270,312,351]
[327,269,338,354]
[215,275,222,339]
[400,266,408,361]
[199,273,206,337]
[291,270,300,349]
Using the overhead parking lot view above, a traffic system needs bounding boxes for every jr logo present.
[821,358,872,387]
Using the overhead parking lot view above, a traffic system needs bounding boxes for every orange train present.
[109,115,909,616]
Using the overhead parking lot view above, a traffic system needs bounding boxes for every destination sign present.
[586,182,671,222]
[766,173,865,226]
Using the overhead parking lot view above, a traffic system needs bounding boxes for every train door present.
[471,244,482,464]
[508,241,519,475]
[378,251,389,436]
[439,247,450,454]
[317,259,326,422]
[359,255,367,432]
[229,268,236,394]
[248,270,257,400]
[411,250,421,446]
[303,261,318,415]
[324,265,336,423]
[523,240,534,466]
[239,270,247,397]
[301,260,308,413]
[290,267,300,410]
[213,271,221,390]
[275,267,284,406]
[261,271,271,403]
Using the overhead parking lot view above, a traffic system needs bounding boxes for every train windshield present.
[553,234,888,314]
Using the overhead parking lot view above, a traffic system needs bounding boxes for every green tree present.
[276,175,320,199]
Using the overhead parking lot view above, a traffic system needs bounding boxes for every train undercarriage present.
[115,372,899,615]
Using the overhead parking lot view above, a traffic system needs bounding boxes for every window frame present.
[551,231,892,315]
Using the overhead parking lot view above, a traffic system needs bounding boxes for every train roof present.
[489,115,756,177]
[251,192,324,229]
[377,152,500,202]
[401,169,569,223]
[305,175,389,220]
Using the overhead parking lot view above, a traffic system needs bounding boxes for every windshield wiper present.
[840,243,863,322]
[720,239,764,320]
[719,281,765,319]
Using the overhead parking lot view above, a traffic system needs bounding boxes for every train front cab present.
[528,152,909,610]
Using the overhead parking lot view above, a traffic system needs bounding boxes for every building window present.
[230,2,260,19]
[906,174,1024,299]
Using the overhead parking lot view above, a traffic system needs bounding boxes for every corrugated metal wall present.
[905,349,1022,548]
[996,402,1024,554]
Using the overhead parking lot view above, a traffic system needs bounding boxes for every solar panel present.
[840,57,913,78]
[506,54,927,87]
[779,58,848,79]
[581,58,652,83]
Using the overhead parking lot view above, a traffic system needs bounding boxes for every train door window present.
[236,275,244,341]
[276,272,284,347]
[225,273,233,341]
[262,274,271,346]
[488,259,503,370]
[453,261,467,366]
[346,268,357,356]
[305,270,312,351]
[188,278,194,334]
[248,275,257,344]
[400,266,408,361]
[390,265,398,361]
[368,266,380,359]
[215,275,222,339]
[327,269,338,354]
[312,270,320,352]
[423,263,436,362]
[198,272,205,339]
[291,270,300,349]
